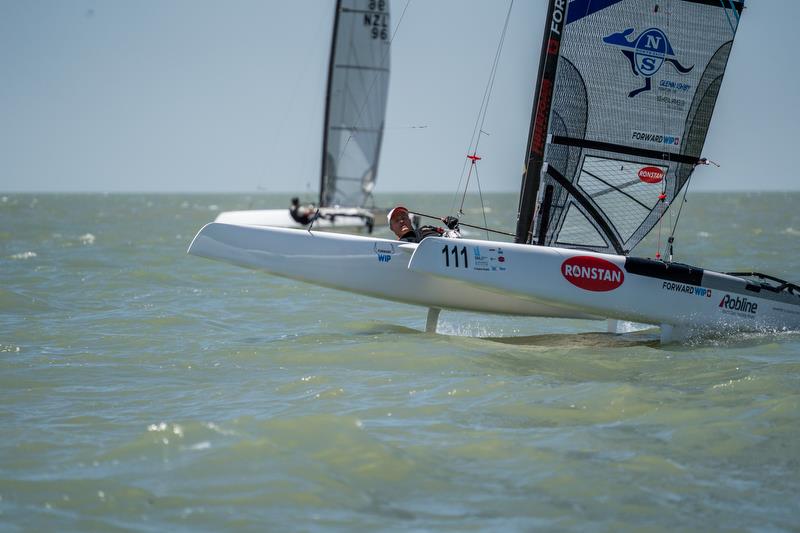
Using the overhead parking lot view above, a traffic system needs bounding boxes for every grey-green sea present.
[1,192,799,532]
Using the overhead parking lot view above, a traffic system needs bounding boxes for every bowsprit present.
[603,27,693,98]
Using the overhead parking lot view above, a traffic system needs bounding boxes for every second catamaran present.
[216,0,391,231]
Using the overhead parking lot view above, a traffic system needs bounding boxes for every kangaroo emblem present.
[603,27,693,98]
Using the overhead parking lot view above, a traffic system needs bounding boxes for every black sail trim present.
[536,185,554,245]
[319,0,343,207]
[334,65,390,72]
[551,136,701,166]
[680,0,744,12]
[545,165,625,254]
[515,0,565,244]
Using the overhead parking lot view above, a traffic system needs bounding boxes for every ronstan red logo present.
[561,256,625,292]
[638,166,664,184]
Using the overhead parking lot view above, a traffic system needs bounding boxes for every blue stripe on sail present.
[566,0,625,25]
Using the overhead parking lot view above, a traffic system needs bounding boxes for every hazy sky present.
[1,0,797,193]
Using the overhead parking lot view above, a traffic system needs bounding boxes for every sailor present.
[289,197,316,225]
[387,206,459,243]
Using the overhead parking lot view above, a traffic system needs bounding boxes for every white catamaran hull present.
[215,207,387,230]
[187,223,598,320]
[408,237,800,339]
[188,225,800,341]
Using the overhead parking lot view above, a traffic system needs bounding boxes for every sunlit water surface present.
[1,193,799,531]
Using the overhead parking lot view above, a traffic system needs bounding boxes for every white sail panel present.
[554,204,609,248]
[321,0,390,208]
[575,156,666,242]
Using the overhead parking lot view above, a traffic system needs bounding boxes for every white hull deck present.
[215,207,388,231]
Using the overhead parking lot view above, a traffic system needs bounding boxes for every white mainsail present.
[321,0,391,209]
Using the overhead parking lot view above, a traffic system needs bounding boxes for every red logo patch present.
[561,256,624,292]
[638,166,664,184]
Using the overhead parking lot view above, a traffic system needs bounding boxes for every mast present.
[319,0,343,208]
[514,0,567,244]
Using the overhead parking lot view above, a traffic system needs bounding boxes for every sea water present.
[1,192,799,531]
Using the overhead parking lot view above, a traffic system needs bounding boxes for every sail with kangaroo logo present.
[515,0,743,254]
[215,0,391,231]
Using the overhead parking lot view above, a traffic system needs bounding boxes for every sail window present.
[555,204,609,248]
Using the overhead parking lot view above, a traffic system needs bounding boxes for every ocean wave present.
[9,251,37,260]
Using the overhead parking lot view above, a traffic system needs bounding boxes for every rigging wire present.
[661,159,719,260]
[471,160,491,239]
[653,0,672,260]
[408,210,515,238]
[449,0,515,218]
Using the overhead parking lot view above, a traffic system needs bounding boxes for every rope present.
[469,162,491,239]
[654,189,668,260]
[408,210,515,237]
[660,159,716,258]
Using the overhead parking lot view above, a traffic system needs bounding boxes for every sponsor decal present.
[656,94,687,111]
[562,256,624,292]
[638,166,665,184]
[373,242,396,263]
[472,246,491,271]
[529,0,564,158]
[549,0,566,36]
[661,281,712,298]
[659,79,691,92]
[632,130,680,146]
[719,294,758,315]
[484,247,507,272]
[362,0,389,41]
[603,27,693,98]
[531,80,552,158]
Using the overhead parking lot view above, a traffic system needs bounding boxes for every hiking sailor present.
[388,206,460,243]
[289,197,317,225]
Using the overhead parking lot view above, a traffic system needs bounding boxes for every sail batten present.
[516,0,743,254]
[320,0,390,209]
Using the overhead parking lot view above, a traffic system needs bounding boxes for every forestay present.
[321,0,391,209]
[517,0,744,254]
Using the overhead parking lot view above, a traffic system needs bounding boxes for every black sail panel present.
[527,0,743,254]
[320,0,391,208]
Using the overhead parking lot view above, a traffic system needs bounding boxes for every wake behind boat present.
[215,0,392,232]
[190,0,800,343]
